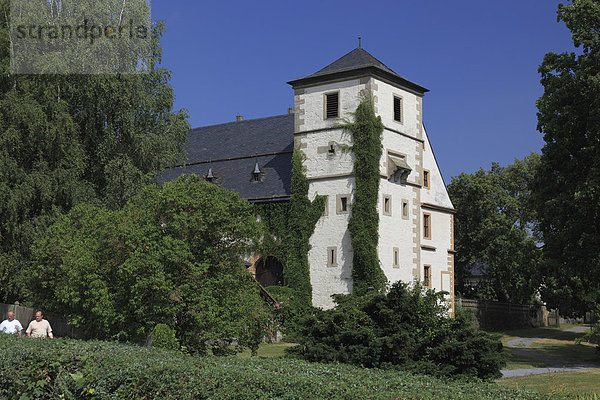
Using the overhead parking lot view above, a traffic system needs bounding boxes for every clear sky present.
[150,1,576,181]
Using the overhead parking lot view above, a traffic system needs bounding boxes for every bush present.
[264,286,312,340]
[0,334,550,399]
[289,282,505,380]
[152,323,180,351]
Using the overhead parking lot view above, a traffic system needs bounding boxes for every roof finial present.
[358,35,361,48]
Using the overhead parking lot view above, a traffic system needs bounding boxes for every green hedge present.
[0,335,561,399]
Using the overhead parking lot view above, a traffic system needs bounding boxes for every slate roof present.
[288,47,428,94]
[157,114,294,202]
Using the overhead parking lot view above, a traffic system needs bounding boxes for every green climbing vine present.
[255,150,325,309]
[343,91,387,295]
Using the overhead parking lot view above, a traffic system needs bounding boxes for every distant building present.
[161,47,455,310]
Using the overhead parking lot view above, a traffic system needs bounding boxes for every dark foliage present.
[289,282,505,380]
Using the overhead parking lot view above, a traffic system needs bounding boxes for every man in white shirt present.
[0,311,23,338]
[26,310,53,338]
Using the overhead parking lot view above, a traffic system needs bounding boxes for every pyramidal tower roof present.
[287,47,428,94]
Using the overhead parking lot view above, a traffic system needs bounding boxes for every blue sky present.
[151,1,575,180]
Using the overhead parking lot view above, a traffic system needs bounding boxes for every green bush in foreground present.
[0,335,558,400]
[289,282,506,380]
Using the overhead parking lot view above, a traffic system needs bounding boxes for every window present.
[423,265,431,288]
[337,194,350,214]
[423,213,431,239]
[402,200,409,219]
[423,169,430,189]
[252,161,261,182]
[393,248,399,268]
[393,96,402,122]
[383,194,391,216]
[327,246,337,267]
[322,195,329,216]
[325,92,339,119]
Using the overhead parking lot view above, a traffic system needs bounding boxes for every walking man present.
[26,310,53,338]
[0,311,23,338]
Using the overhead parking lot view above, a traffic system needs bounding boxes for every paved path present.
[501,326,599,378]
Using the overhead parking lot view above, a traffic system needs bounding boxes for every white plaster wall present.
[299,129,354,179]
[420,209,452,293]
[308,177,355,309]
[298,79,366,132]
[373,79,421,139]
[380,128,422,187]
[420,128,454,209]
[378,179,418,284]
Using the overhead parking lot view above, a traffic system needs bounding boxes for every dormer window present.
[205,167,215,182]
[252,161,262,182]
[325,92,339,119]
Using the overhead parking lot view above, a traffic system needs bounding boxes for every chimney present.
[236,115,244,122]
[288,107,294,115]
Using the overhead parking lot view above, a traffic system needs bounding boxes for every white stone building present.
[161,47,455,311]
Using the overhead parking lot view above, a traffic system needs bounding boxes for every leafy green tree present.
[25,176,264,354]
[0,0,189,302]
[534,0,600,316]
[448,154,541,303]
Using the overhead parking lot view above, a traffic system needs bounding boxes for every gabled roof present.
[157,114,294,202]
[287,47,428,94]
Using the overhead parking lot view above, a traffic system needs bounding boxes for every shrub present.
[0,334,550,399]
[151,323,180,351]
[264,286,312,340]
[289,282,505,380]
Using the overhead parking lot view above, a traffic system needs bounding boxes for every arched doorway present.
[254,256,284,287]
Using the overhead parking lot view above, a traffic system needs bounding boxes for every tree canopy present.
[534,0,600,315]
[0,0,189,302]
[448,154,541,303]
[24,175,264,354]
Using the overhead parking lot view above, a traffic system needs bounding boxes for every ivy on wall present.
[255,150,325,308]
[342,92,387,295]
[257,92,385,304]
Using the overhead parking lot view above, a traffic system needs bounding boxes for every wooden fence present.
[455,298,558,331]
[0,303,84,338]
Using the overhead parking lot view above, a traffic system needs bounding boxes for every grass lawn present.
[530,338,598,364]
[236,342,298,358]
[496,324,598,370]
[494,324,600,397]
[502,350,552,370]
[498,368,600,397]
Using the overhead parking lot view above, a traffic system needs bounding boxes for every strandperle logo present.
[10,0,152,75]
[14,19,149,45]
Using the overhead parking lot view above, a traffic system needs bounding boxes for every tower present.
[288,47,455,309]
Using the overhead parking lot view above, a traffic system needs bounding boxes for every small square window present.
[337,194,350,214]
[393,96,402,123]
[383,194,391,216]
[423,170,430,189]
[393,248,399,268]
[327,246,338,267]
[423,265,431,288]
[325,92,339,119]
[402,200,409,219]
[423,213,431,239]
